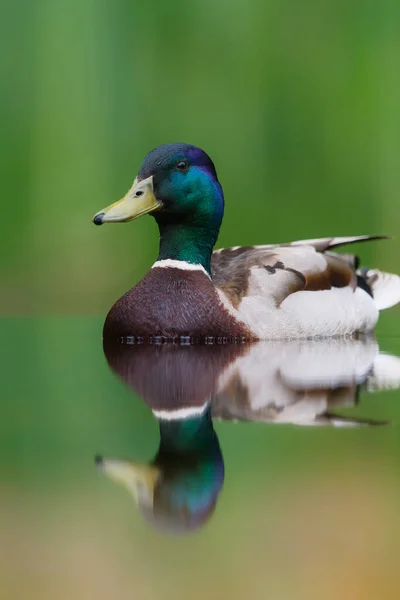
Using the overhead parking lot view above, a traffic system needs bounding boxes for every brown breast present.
[103,267,250,341]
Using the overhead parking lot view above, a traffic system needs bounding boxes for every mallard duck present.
[93,143,400,340]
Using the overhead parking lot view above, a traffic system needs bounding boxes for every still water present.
[2,315,400,600]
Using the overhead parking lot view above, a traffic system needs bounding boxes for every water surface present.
[2,315,400,600]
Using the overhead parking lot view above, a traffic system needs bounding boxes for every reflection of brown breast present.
[103,342,248,412]
[103,267,250,340]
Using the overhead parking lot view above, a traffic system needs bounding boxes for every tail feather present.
[360,268,400,310]
[291,234,390,253]
[324,235,391,250]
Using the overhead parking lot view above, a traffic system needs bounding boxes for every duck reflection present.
[97,344,243,533]
[97,337,400,533]
[96,408,223,533]
[214,338,399,426]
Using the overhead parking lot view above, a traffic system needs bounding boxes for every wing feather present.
[211,235,383,307]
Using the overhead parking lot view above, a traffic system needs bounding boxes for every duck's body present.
[94,143,400,341]
[103,260,246,339]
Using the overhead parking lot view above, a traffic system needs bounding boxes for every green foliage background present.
[2,0,400,314]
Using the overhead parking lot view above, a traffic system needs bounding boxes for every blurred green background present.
[2,1,400,599]
[1,0,400,314]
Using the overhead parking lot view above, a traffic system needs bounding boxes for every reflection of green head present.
[97,408,224,534]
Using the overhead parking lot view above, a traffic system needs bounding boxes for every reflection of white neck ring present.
[153,401,209,421]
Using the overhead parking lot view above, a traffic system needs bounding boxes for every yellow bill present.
[92,175,162,225]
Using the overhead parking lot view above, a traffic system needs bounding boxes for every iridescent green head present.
[93,143,224,274]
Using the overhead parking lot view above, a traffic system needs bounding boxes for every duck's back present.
[211,236,400,338]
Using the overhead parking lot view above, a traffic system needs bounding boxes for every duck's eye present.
[176,160,188,171]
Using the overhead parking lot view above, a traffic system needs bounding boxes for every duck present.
[93,143,400,341]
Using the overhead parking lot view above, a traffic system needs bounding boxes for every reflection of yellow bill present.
[96,456,160,505]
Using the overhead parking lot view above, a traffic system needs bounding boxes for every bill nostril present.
[93,213,105,225]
